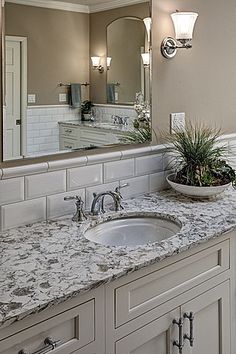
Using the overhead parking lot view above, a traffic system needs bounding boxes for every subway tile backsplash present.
[0,135,235,232]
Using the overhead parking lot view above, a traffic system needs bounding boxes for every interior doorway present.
[4,36,27,160]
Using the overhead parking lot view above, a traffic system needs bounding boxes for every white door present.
[182,281,230,354]
[5,39,21,159]
[115,309,180,354]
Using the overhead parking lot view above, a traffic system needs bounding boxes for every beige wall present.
[107,18,145,104]
[152,0,236,136]
[90,2,150,104]
[5,3,90,105]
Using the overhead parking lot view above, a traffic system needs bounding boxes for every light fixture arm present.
[161,37,193,59]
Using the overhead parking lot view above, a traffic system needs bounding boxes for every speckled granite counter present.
[58,120,132,133]
[1,189,236,329]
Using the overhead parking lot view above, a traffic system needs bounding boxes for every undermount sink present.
[84,214,182,247]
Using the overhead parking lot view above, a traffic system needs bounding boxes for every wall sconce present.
[161,11,198,59]
[107,57,112,70]
[91,56,104,73]
[141,53,150,68]
[143,17,152,43]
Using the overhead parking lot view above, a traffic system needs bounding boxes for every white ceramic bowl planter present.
[166,173,231,198]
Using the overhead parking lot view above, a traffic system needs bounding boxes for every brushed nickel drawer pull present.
[173,317,184,354]
[18,337,62,354]
[184,312,194,347]
[65,129,73,133]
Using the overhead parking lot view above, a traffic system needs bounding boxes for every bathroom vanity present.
[0,190,235,354]
[59,122,132,150]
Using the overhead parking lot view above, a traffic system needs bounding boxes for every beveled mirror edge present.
[0,0,154,168]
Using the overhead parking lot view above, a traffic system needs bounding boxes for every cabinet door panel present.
[182,281,230,354]
[115,309,179,354]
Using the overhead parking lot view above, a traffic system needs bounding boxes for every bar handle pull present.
[184,312,194,347]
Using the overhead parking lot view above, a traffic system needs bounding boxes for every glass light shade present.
[141,53,150,67]
[107,57,112,68]
[171,12,198,40]
[143,17,152,42]
[91,56,101,67]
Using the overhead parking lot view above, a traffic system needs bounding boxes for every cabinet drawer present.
[60,125,78,138]
[1,300,95,354]
[81,129,109,142]
[115,240,230,328]
[60,138,79,150]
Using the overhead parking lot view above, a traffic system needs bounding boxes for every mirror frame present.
[0,0,152,168]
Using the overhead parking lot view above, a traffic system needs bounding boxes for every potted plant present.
[166,123,236,198]
[81,100,94,121]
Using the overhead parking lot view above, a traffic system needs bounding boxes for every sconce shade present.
[91,56,101,67]
[171,12,198,40]
[141,53,150,67]
[107,57,112,68]
[143,17,152,42]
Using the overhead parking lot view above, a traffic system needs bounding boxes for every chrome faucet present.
[111,115,129,126]
[64,195,87,222]
[91,184,129,216]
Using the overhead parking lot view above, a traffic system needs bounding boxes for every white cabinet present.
[0,232,234,354]
[115,281,230,354]
[59,123,127,150]
[182,281,230,354]
[116,309,179,354]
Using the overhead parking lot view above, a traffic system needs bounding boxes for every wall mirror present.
[2,0,151,162]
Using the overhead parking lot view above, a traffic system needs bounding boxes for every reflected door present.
[5,38,21,159]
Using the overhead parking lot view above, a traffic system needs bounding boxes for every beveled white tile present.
[87,151,122,165]
[121,146,152,160]
[85,182,118,209]
[0,178,24,206]
[0,198,46,230]
[149,172,169,193]
[2,163,48,179]
[67,164,103,191]
[104,159,134,183]
[48,156,87,171]
[47,189,85,219]
[25,171,66,199]
[120,176,149,199]
[135,154,163,176]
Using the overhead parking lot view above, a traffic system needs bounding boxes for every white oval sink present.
[84,214,181,247]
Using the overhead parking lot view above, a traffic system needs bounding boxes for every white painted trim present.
[94,103,135,109]
[89,0,148,13]
[219,133,236,142]
[0,145,165,179]
[5,0,89,13]
[27,104,70,109]
[6,36,28,157]
[5,0,148,13]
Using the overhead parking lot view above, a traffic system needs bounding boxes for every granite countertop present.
[58,120,132,133]
[1,189,236,329]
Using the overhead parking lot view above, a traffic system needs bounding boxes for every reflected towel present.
[107,83,116,104]
[69,83,81,108]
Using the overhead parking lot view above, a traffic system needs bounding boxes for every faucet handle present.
[64,195,84,206]
[115,183,129,194]
[64,196,87,222]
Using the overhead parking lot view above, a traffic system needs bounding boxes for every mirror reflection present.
[3,0,151,161]
[107,17,150,105]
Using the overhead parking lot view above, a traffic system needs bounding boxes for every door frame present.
[5,35,27,157]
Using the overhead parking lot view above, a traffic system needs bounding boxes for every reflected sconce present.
[161,11,198,59]
[141,53,150,68]
[107,57,112,70]
[91,56,104,73]
[143,17,152,43]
